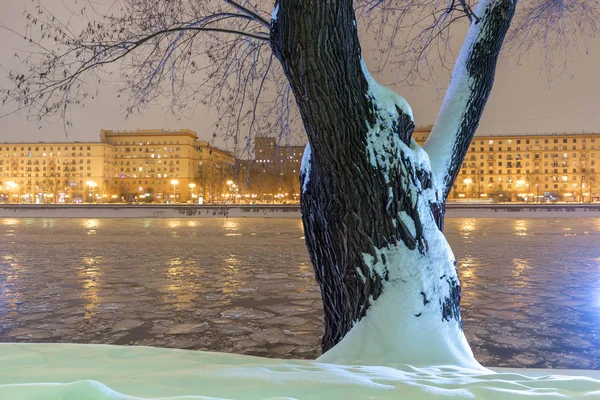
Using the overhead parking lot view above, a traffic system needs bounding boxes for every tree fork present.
[271,0,517,361]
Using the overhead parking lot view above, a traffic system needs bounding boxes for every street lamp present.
[171,179,179,202]
[226,180,234,204]
[86,181,97,203]
[189,183,196,201]
[463,178,472,202]
[6,181,18,203]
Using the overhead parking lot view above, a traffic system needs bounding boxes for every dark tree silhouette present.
[1,0,596,366]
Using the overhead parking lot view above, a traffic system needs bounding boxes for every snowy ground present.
[3,343,600,399]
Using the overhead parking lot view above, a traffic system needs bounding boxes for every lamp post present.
[189,183,196,203]
[463,178,472,203]
[170,179,179,203]
[226,180,233,204]
[86,181,97,203]
[516,179,525,203]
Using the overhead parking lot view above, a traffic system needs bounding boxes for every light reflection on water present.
[514,220,528,237]
[0,217,599,369]
[79,256,102,319]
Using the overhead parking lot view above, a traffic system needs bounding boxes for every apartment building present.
[414,128,600,202]
[232,136,305,202]
[196,140,236,203]
[254,136,305,165]
[0,142,112,203]
[0,129,235,203]
[101,129,197,202]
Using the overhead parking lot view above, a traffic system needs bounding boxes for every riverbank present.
[3,343,600,399]
[0,203,599,218]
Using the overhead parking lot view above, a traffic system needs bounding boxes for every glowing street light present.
[6,181,18,203]
[86,181,97,203]
[171,179,179,202]
[463,178,472,201]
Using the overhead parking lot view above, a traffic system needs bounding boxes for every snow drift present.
[3,344,600,399]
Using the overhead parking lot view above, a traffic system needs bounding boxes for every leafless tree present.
[1,0,598,366]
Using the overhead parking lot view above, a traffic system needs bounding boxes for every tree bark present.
[271,0,423,352]
[270,0,516,366]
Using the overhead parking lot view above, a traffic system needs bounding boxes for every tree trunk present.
[270,0,515,367]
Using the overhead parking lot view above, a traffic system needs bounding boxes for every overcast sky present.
[1,0,600,149]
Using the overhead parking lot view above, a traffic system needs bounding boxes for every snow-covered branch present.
[423,0,517,199]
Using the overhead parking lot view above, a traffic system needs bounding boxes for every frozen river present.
[1,217,599,369]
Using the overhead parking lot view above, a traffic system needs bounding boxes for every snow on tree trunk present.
[270,0,515,368]
[425,0,517,199]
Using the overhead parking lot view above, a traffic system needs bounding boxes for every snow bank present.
[3,344,600,399]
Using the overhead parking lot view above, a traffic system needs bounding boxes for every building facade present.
[4,129,598,203]
[233,136,305,203]
[0,142,112,203]
[0,129,235,203]
[196,141,237,203]
[414,128,600,202]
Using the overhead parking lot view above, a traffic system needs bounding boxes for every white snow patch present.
[3,344,600,399]
[356,266,367,284]
[361,59,413,120]
[360,59,417,205]
[317,139,477,368]
[322,217,477,369]
[424,0,496,189]
[300,143,311,193]
[398,211,417,237]
[271,3,279,23]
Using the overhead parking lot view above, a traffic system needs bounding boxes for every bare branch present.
[223,0,272,29]
[424,0,517,199]
[0,0,276,144]
[507,0,600,75]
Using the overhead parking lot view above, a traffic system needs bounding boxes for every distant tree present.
[144,187,155,203]
[1,0,597,367]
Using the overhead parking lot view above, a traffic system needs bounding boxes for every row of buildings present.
[1,128,599,203]
[413,127,600,203]
[0,129,235,203]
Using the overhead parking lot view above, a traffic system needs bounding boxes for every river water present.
[1,217,599,369]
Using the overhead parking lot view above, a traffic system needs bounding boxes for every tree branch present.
[223,0,272,29]
[423,0,517,200]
